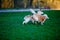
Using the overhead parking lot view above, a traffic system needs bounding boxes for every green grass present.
[0,10,60,40]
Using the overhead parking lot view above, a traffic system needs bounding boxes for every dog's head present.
[43,14,49,19]
[37,10,44,15]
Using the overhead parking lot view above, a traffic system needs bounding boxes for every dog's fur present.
[22,9,49,25]
[32,14,49,25]
[22,15,32,24]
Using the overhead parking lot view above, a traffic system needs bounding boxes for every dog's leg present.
[22,20,29,24]
[41,22,43,25]
[22,21,25,24]
[31,18,35,24]
[31,20,34,23]
[22,18,31,24]
[41,19,46,25]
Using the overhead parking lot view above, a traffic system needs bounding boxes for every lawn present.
[0,10,60,40]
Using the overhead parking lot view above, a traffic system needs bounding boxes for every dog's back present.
[38,15,45,22]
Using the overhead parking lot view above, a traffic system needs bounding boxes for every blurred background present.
[0,0,60,40]
[0,0,60,9]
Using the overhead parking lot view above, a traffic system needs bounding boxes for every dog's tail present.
[30,9,36,14]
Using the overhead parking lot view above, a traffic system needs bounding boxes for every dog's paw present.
[22,22,25,25]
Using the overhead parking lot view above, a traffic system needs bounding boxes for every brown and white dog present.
[32,13,49,25]
[22,9,49,25]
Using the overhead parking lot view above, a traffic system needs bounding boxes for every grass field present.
[0,10,60,40]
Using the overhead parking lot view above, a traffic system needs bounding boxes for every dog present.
[32,14,49,25]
